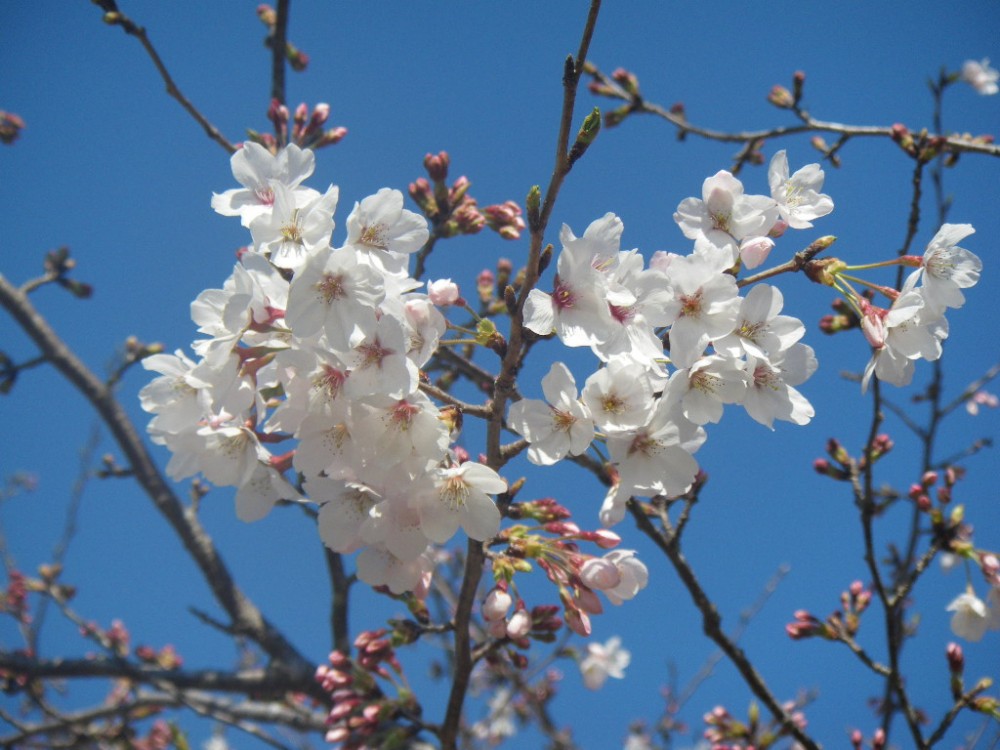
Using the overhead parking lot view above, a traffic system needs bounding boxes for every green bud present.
[526,185,541,232]
[475,318,498,346]
[567,107,601,168]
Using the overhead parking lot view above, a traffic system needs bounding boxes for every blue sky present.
[2,2,999,748]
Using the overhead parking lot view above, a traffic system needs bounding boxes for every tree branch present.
[0,273,312,683]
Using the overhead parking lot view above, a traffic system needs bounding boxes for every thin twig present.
[586,64,1000,158]
[271,0,289,108]
[0,273,313,685]
[628,501,820,750]
[96,4,236,154]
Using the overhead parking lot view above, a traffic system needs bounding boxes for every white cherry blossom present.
[674,170,778,249]
[962,58,999,95]
[910,223,981,315]
[211,142,320,226]
[579,636,631,690]
[743,343,817,429]
[767,150,834,229]
[507,362,594,465]
[947,590,990,642]
[250,182,339,272]
[415,462,506,544]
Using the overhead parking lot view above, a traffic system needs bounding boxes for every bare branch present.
[96,4,236,154]
[0,274,312,682]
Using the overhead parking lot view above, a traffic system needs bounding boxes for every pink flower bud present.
[482,587,513,622]
[946,642,964,673]
[427,278,460,306]
[575,587,604,615]
[739,236,774,269]
[564,607,591,637]
[506,606,531,639]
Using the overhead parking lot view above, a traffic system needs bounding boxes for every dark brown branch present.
[325,548,352,654]
[0,274,311,679]
[271,0,290,107]
[587,65,1000,158]
[438,4,603,748]
[0,652,319,698]
[628,501,820,750]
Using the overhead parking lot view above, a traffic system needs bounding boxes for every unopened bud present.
[792,70,806,103]
[611,67,639,96]
[504,285,518,315]
[256,4,277,26]
[538,244,554,276]
[604,105,631,128]
[423,151,450,182]
[526,185,541,231]
[768,85,794,109]
[506,605,531,639]
[567,107,601,168]
[891,123,915,155]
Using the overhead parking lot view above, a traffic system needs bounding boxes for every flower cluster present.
[141,141,507,593]
[859,223,981,392]
[517,151,828,524]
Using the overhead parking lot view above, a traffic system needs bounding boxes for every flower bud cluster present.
[408,152,524,241]
[493,517,648,637]
[0,110,25,145]
[141,142,509,594]
[786,580,872,641]
[703,700,807,748]
[250,100,346,152]
[315,634,418,749]
[0,570,30,625]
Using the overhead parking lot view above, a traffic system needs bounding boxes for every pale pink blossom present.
[579,636,630,690]
[947,591,990,642]
[962,58,999,95]
[767,150,834,229]
[427,278,460,306]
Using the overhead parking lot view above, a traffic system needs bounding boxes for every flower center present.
[359,223,389,250]
[317,272,346,304]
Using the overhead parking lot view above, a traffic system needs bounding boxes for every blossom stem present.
[844,258,912,272]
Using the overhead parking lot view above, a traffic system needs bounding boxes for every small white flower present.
[767,150,834,229]
[427,278,460,306]
[507,362,594,465]
[579,636,631,690]
[962,58,999,95]
[580,550,649,605]
[947,590,990,642]
[416,462,505,544]
[911,223,981,315]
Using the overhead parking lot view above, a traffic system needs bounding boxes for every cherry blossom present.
[579,636,631,690]
[415,462,506,544]
[743,343,817,429]
[345,188,429,275]
[674,170,778,249]
[211,141,319,226]
[249,183,339,271]
[962,58,999,95]
[947,590,990,642]
[507,362,595,465]
[909,223,981,315]
[767,150,834,230]
[860,287,947,393]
